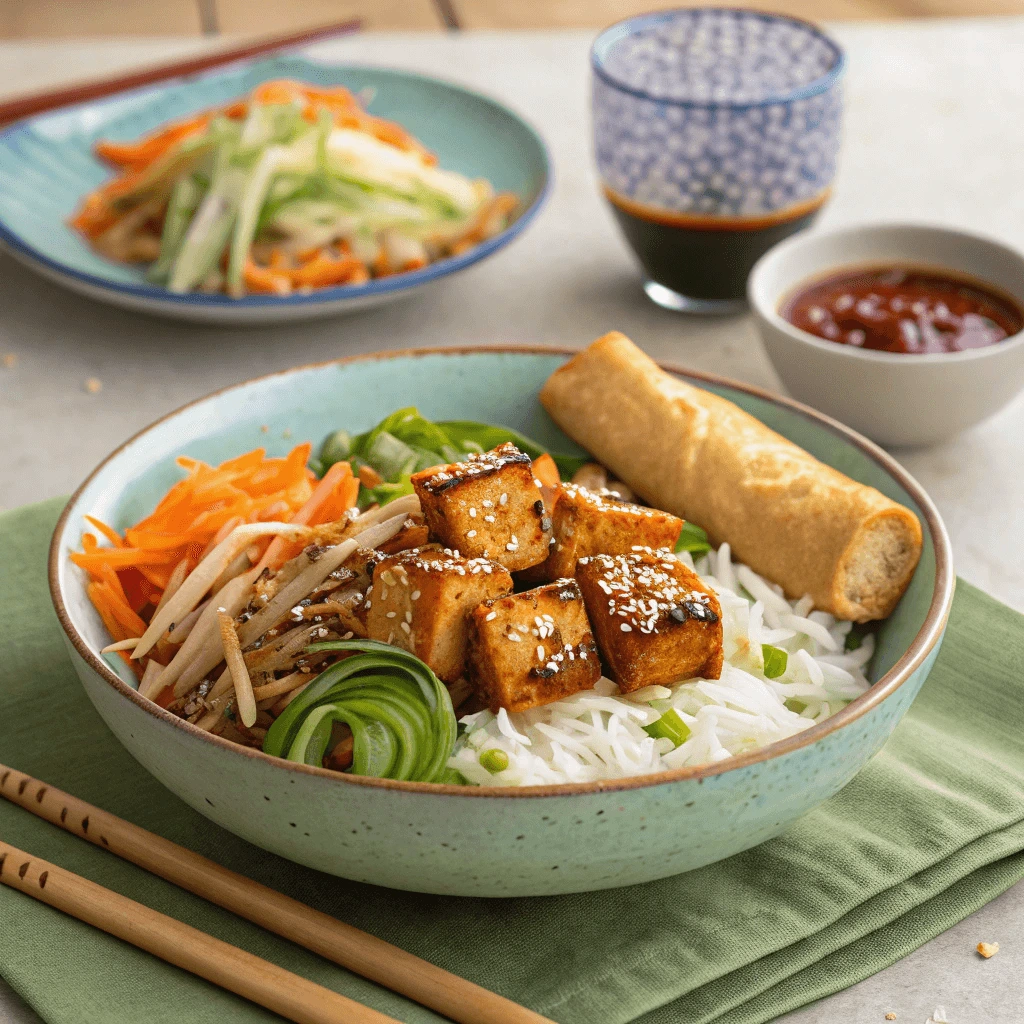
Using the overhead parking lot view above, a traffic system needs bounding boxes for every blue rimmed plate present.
[0,56,550,324]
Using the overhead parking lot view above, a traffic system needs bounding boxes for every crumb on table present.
[884,1013,896,1021]
[2,353,16,369]
[976,940,999,958]
[84,377,102,394]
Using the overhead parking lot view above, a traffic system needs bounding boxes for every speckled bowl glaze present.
[49,349,953,897]
[0,56,549,325]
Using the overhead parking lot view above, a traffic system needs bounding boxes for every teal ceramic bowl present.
[0,57,549,324]
[49,349,953,897]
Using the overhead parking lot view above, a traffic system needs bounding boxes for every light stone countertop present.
[0,23,1021,1024]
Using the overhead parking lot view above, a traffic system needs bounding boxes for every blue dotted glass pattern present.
[592,10,844,219]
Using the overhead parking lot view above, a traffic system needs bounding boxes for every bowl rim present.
[748,220,1024,364]
[0,61,551,310]
[48,344,955,799]
[591,7,845,110]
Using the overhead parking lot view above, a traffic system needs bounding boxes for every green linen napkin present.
[2,498,1023,1024]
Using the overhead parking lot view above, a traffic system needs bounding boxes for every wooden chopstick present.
[0,19,361,128]
[0,764,554,1024]
[0,838,397,1024]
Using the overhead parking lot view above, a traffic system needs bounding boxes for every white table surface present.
[1,22,1021,1024]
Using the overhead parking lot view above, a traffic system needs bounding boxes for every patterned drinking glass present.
[592,8,844,314]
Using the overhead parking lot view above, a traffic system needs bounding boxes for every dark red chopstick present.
[0,18,361,128]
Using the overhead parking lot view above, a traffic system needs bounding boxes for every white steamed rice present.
[448,542,874,787]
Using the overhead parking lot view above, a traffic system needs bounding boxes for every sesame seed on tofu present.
[410,442,552,571]
[365,547,512,683]
[524,484,684,583]
[467,578,600,712]
[575,549,724,692]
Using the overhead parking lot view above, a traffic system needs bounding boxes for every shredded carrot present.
[532,454,560,488]
[244,258,292,296]
[71,445,336,620]
[289,253,364,289]
[371,249,392,278]
[256,461,359,571]
[85,515,126,548]
[252,80,305,106]
[94,115,210,172]
[267,248,290,271]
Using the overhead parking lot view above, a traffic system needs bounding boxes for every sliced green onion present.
[845,628,865,652]
[315,407,588,487]
[263,640,457,783]
[762,644,789,679]
[319,429,353,468]
[479,749,509,774]
[358,479,415,510]
[643,708,691,748]
[784,698,808,714]
[675,521,712,555]
[148,174,204,283]
[365,430,419,481]
[167,153,249,293]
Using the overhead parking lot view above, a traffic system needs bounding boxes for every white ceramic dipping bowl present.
[748,223,1024,447]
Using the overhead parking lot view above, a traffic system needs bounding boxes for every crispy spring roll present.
[539,332,923,622]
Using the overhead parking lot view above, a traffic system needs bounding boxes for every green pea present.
[479,748,510,774]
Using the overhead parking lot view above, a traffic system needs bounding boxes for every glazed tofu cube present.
[536,484,684,581]
[467,579,601,712]
[575,549,723,692]
[410,442,552,571]
[365,547,512,682]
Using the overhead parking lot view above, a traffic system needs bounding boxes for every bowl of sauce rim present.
[779,262,1024,356]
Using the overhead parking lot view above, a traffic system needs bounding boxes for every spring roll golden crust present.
[540,332,923,622]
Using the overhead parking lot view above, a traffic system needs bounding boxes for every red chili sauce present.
[781,265,1024,354]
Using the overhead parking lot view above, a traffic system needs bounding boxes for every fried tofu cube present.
[575,549,723,692]
[536,484,684,581]
[365,547,512,682]
[467,579,601,712]
[410,442,552,571]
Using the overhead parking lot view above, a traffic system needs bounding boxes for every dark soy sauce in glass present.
[605,188,829,312]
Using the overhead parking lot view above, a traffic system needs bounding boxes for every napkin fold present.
[2,498,1023,1024]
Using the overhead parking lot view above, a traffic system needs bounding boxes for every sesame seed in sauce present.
[485,611,497,621]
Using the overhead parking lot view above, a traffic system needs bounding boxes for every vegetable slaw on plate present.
[70,79,518,298]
